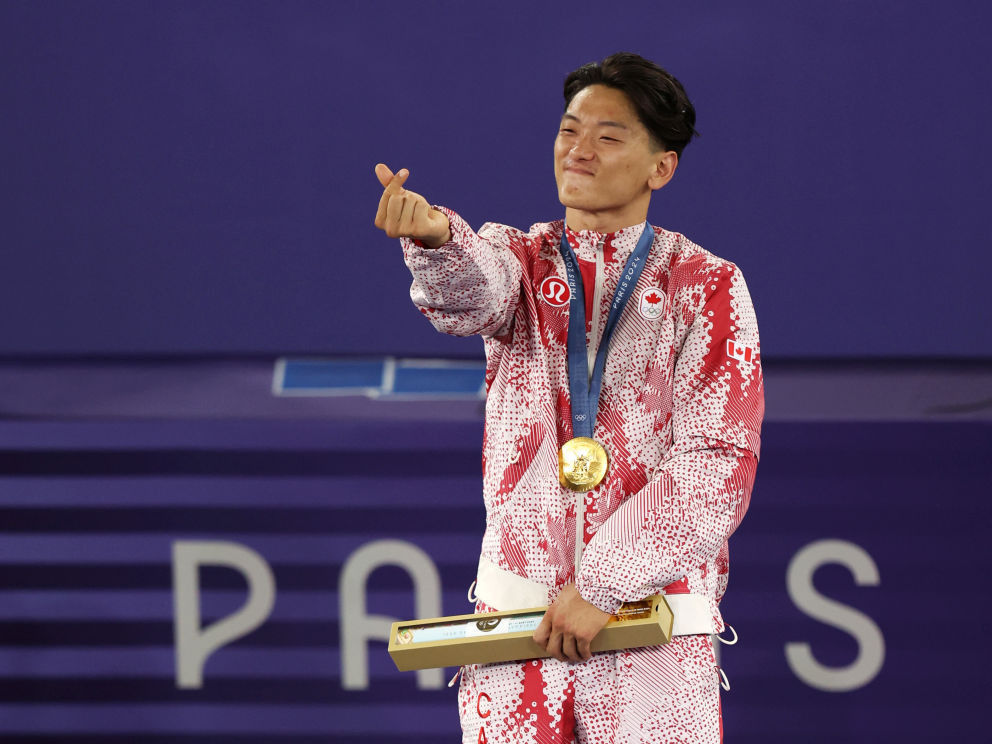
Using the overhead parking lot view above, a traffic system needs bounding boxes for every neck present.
[564,200,650,234]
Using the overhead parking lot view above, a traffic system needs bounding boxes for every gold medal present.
[558,437,609,491]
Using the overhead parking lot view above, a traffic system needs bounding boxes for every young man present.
[374,52,763,744]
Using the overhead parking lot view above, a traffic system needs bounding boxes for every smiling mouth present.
[565,167,595,176]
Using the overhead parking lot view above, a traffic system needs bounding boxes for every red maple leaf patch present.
[644,292,662,304]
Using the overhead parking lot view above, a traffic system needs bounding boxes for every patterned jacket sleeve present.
[575,261,764,614]
[400,207,523,338]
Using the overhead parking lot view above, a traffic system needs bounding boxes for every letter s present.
[785,539,885,692]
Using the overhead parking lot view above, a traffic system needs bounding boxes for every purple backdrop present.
[1,0,989,358]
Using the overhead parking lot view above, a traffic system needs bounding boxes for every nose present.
[569,133,595,160]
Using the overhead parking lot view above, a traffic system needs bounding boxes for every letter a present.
[340,539,442,690]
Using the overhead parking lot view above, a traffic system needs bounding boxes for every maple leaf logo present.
[638,286,666,319]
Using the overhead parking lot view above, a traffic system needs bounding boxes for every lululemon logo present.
[540,276,570,307]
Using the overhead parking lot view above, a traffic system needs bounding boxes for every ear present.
[648,150,678,191]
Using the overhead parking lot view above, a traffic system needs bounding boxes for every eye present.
[559,128,575,134]
[601,136,620,143]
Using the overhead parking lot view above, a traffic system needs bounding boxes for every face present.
[554,84,674,224]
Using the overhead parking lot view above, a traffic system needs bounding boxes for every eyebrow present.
[561,113,629,129]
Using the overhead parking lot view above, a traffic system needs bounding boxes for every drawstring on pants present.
[715,623,738,646]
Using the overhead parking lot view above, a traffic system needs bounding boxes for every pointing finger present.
[387,168,410,194]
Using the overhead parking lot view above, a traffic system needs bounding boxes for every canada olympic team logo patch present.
[540,276,571,307]
[637,286,666,319]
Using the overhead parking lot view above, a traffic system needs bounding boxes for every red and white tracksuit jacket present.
[401,208,763,743]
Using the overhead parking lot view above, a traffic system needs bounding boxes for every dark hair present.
[563,52,698,156]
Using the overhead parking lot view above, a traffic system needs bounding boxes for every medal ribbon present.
[559,223,654,439]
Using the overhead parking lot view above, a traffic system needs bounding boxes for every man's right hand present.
[373,163,451,248]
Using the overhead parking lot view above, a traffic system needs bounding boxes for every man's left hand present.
[532,584,611,663]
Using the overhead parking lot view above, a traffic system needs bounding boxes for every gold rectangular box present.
[388,595,673,671]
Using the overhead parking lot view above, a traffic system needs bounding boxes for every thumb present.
[374,163,394,188]
[532,609,552,647]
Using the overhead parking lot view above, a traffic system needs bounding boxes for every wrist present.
[421,211,451,249]
[575,582,623,615]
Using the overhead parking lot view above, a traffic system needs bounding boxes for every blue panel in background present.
[392,362,485,396]
[279,359,384,392]
[277,358,485,397]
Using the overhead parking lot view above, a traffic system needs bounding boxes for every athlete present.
[374,52,763,743]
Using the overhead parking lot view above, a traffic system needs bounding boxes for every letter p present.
[172,540,276,688]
